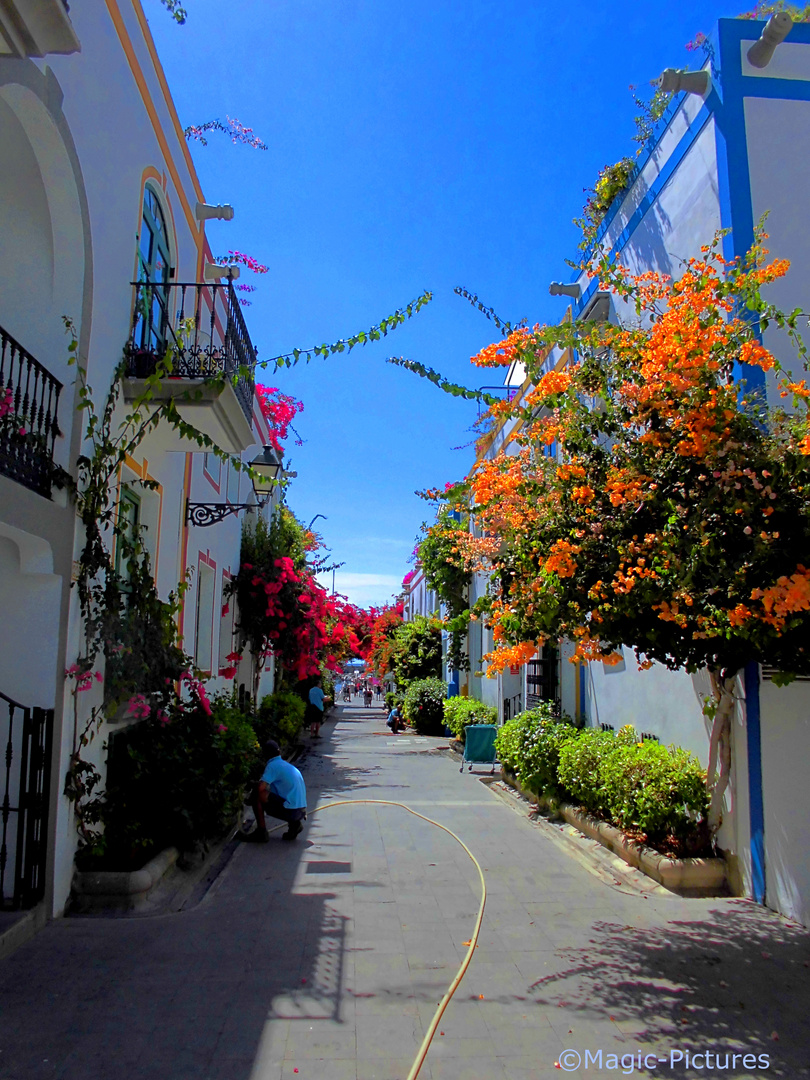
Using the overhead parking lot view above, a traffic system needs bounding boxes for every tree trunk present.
[706,669,737,835]
[252,650,265,709]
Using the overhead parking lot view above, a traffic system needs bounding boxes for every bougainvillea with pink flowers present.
[226,508,378,700]
[184,116,268,150]
[255,384,304,454]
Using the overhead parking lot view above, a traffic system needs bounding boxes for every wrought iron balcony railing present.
[126,281,256,424]
[0,325,63,499]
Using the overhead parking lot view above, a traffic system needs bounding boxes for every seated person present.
[241,739,307,843]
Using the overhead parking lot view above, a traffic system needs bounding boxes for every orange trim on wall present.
[218,568,234,676]
[195,548,218,676]
[130,171,181,342]
[130,0,205,205]
[203,453,221,492]
[177,451,193,644]
[120,453,164,579]
[103,0,203,247]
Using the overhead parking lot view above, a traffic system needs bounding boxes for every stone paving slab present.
[1,701,810,1079]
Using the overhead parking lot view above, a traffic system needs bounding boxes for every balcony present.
[0,0,80,57]
[123,281,257,456]
[0,324,63,500]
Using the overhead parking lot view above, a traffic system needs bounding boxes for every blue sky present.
[149,0,741,608]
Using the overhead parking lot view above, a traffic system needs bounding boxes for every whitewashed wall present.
[759,679,810,925]
[0,0,275,916]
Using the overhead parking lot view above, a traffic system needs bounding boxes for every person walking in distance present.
[307,675,332,739]
[241,740,307,843]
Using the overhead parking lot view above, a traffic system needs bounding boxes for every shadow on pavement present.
[0,707,406,1080]
[528,899,810,1077]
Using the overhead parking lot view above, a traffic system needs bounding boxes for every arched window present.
[135,186,172,354]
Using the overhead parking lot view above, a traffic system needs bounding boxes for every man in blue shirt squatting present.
[240,739,307,843]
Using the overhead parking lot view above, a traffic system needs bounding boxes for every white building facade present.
[0,0,285,921]
[460,15,810,925]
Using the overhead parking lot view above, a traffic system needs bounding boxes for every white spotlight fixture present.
[195,202,235,221]
[657,68,711,96]
[747,13,793,69]
[203,263,241,280]
[549,282,582,299]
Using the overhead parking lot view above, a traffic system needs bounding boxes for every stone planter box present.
[71,847,179,913]
[559,805,726,894]
[500,769,725,896]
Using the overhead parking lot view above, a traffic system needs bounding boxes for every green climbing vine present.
[59,319,254,848]
[418,506,473,672]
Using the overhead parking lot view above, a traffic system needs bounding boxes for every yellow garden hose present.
[263,798,487,1080]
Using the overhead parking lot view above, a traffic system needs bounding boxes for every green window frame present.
[135,187,172,354]
[115,488,141,583]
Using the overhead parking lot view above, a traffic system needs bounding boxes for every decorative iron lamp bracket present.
[186,500,261,527]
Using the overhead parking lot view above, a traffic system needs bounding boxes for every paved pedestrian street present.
[1,703,809,1080]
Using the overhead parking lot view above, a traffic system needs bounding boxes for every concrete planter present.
[71,847,179,913]
[559,805,726,894]
[500,769,725,896]
[500,768,561,816]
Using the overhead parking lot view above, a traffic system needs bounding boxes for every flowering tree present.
[227,510,338,699]
[184,116,268,150]
[414,230,810,832]
[226,510,381,699]
[417,506,472,671]
[158,0,188,22]
[324,597,375,665]
[213,250,269,308]
[366,604,405,681]
[255,385,304,454]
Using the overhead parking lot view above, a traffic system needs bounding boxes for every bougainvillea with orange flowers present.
[366,603,406,682]
[415,227,810,830]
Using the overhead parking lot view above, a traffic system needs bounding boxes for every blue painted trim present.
[574,102,716,316]
[579,662,586,720]
[737,77,810,101]
[447,669,460,698]
[573,18,810,315]
[744,661,766,905]
[579,90,693,268]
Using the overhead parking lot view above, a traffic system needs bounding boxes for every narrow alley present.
[1,701,808,1080]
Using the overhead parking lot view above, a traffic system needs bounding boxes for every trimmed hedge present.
[443,697,497,741]
[495,704,577,797]
[501,714,709,850]
[256,690,306,751]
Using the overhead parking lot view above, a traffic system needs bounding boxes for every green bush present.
[403,677,446,735]
[82,689,259,870]
[443,697,497,741]
[495,705,577,796]
[600,739,708,842]
[385,691,397,710]
[556,725,709,845]
[256,690,306,751]
[556,728,618,814]
[391,616,442,688]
